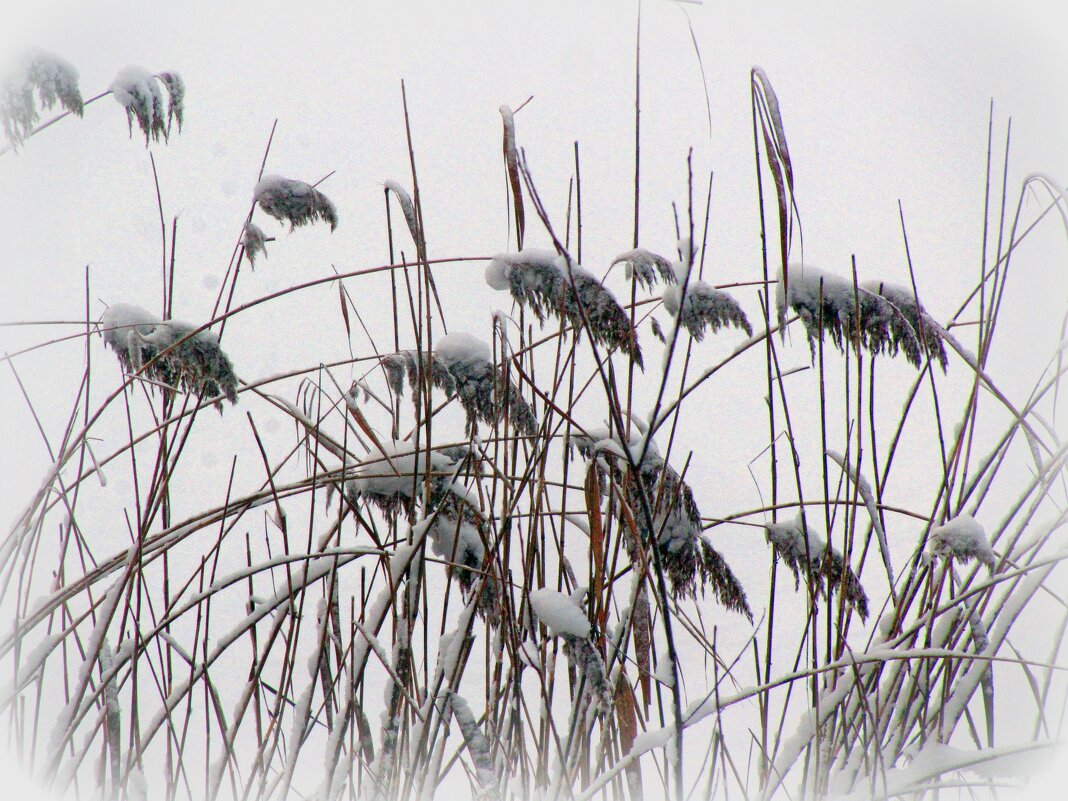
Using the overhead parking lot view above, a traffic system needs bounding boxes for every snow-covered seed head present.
[156,72,185,136]
[780,263,944,370]
[100,306,237,408]
[241,221,267,267]
[763,513,869,618]
[486,249,644,367]
[574,437,752,618]
[862,279,948,370]
[139,321,239,408]
[253,175,338,232]
[928,515,996,571]
[612,248,676,292]
[110,66,168,145]
[1,49,83,147]
[662,281,752,341]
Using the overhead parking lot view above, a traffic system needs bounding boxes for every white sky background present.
[2,0,1068,799]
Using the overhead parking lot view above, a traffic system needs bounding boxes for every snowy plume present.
[101,305,237,408]
[563,635,613,715]
[612,248,675,291]
[157,72,185,136]
[100,303,165,373]
[1,49,83,147]
[346,441,454,517]
[381,353,407,400]
[662,280,752,341]
[253,175,338,232]
[241,221,267,266]
[777,263,943,369]
[449,692,499,800]
[422,515,499,621]
[345,442,479,526]
[928,515,996,571]
[862,279,948,370]
[485,249,643,368]
[110,66,168,145]
[137,320,239,408]
[763,513,869,619]
[572,428,750,617]
[764,513,827,577]
[385,335,538,436]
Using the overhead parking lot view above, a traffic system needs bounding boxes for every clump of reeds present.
[1,49,83,147]
[486,249,643,368]
[764,513,869,619]
[777,263,946,369]
[109,66,184,145]
[572,429,751,618]
[253,175,338,231]
[928,514,996,571]
[612,248,675,291]
[384,334,538,436]
[99,304,238,408]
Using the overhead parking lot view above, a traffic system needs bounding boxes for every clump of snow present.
[928,515,996,570]
[449,692,498,795]
[529,588,590,638]
[241,221,267,266]
[100,303,163,367]
[612,248,675,291]
[435,333,493,367]
[1,48,83,146]
[254,174,338,232]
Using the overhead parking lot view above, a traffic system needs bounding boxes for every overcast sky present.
[2,1,1067,798]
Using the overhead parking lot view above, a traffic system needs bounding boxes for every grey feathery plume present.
[241,221,267,267]
[485,249,644,368]
[612,248,676,291]
[1,49,83,147]
[386,334,538,436]
[778,263,946,370]
[764,514,869,619]
[110,66,167,145]
[662,281,752,341]
[156,72,185,136]
[253,175,338,231]
[100,304,238,409]
[571,429,751,618]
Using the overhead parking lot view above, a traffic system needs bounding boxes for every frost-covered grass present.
[2,37,1066,801]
